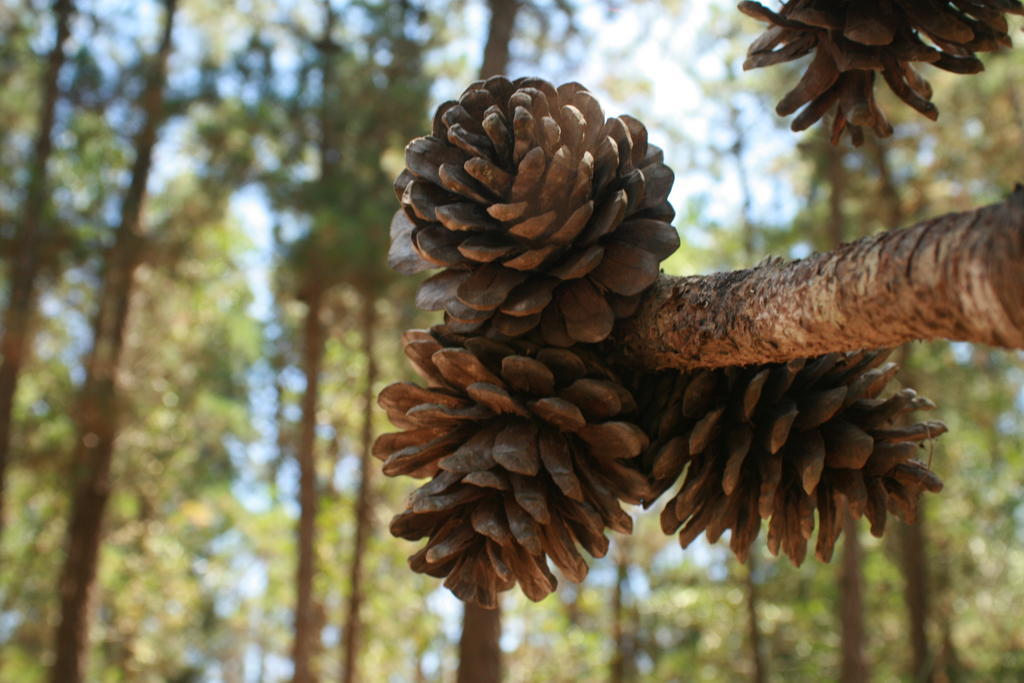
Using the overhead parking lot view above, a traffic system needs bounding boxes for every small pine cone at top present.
[374,327,651,607]
[634,349,945,565]
[740,0,1024,144]
[388,76,679,346]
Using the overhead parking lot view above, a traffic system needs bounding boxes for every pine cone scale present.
[635,349,945,566]
[743,0,1022,142]
[392,78,676,344]
[376,328,649,605]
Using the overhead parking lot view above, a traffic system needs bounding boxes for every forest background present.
[1,0,1023,681]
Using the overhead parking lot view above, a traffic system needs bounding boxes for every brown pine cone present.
[637,350,945,564]
[740,0,1023,144]
[388,77,678,346]
[374,328,650,606]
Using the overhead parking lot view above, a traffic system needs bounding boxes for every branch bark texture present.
[619,190,1024,371]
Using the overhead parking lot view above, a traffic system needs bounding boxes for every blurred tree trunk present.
[868,138,904,231]
[826,143,846,248]
[457,602,503,683]
[728,101,755,260]
[873,140,934,683]
[271,223,292,476]
[898,356,931,682]
[292,5,341,679]
[340,296,377,683]
[292,286,327,683]
[902,513,931,681]
[728,105,767,683]
[0,0,73,541]
[839,517,868,682]
[936,621,962,682]
[413,644,428,683]
[50,1,178,680]
[610,542,635,683]
[823,142,871,683]
[455,3,523,680]
[481,0,521,78]
[744,554,767,683]
[563,585,582,627]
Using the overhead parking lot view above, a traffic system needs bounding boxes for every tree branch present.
[617,188,1024,370]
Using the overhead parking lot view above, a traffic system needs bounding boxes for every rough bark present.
[50,2,177,680]
[457,603,503,683]
[340,297,376,683]
[292,287,327,683]
[619,190,1024,371]
[0,0,73,542]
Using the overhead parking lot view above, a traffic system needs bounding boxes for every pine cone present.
[388,77,678,345]
[740,0,1023,144]
[375,328,650,606]
[637,350,945,564]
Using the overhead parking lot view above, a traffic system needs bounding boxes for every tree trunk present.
[726,98,769,683]
[825,143,846,248]
[618,190,1024,371]
[726,97,755,260]
[869,138,904,231]
[50,2,177,680]
[291,5,342,678]
[899,348,931,682]
[742,553,767,683]
[839,516,869,682]
[0,0,73,542]
[902,512,931,681]
[340,297,377,683]
[869,141,935,682]
[936,620,962,682]
[271,224,292,475]
[454,5,524,681]
[821,142,871,683]
[609,543,628,683]
[725,108,769,683]
[292,287,327,683]
[481,0,520,79]
[457,603,502,683]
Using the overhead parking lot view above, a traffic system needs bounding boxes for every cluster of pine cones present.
[377,76,944,607]
[741,0,1024,143]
